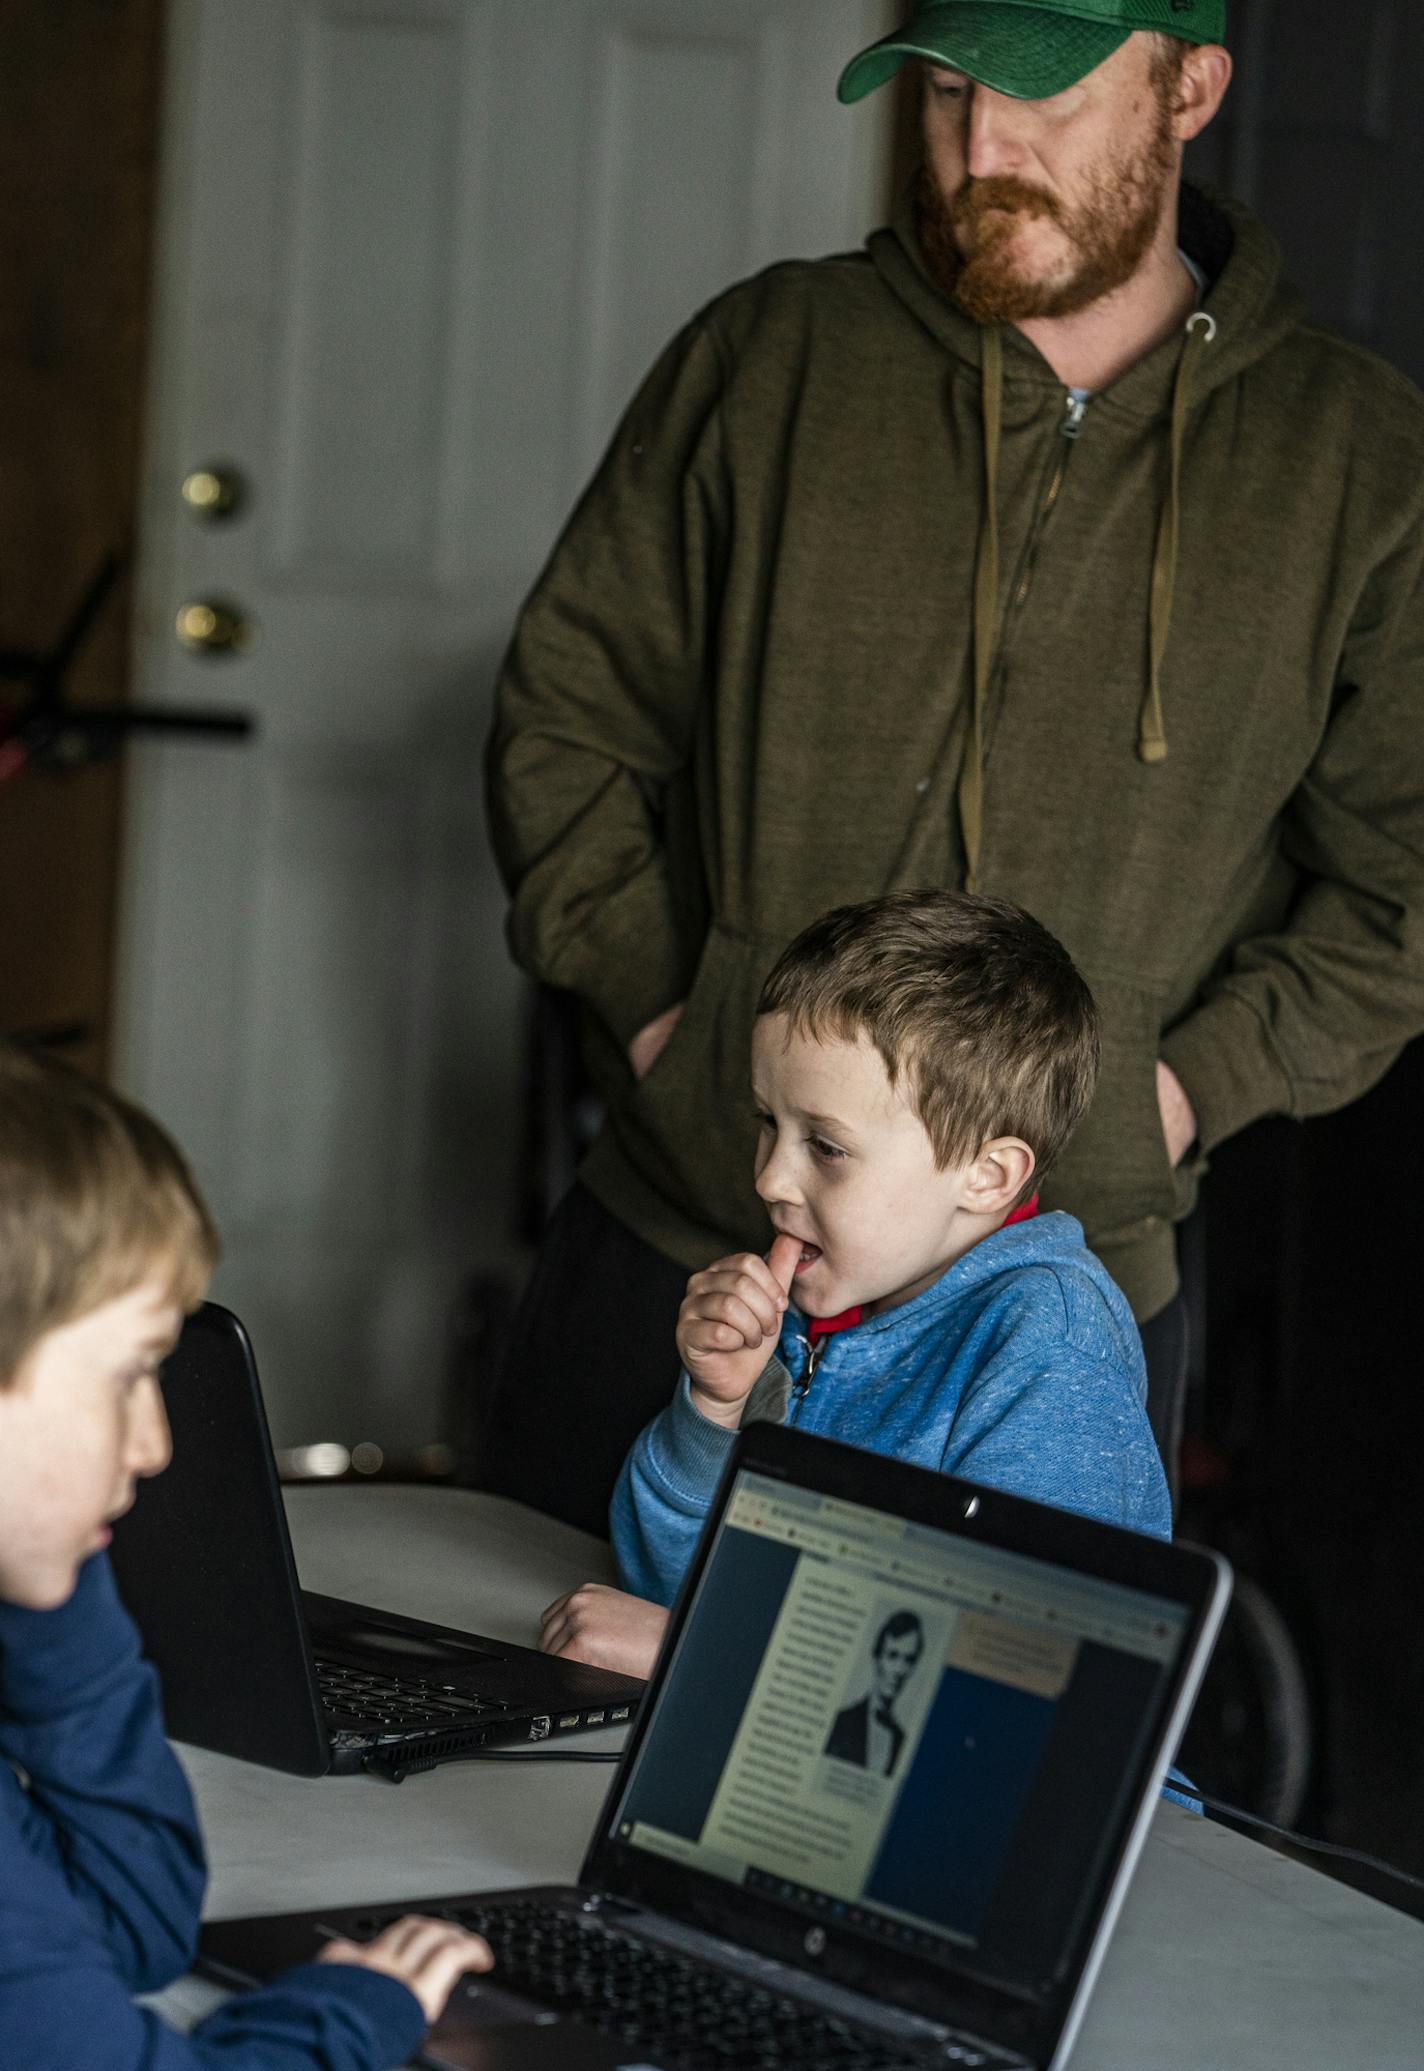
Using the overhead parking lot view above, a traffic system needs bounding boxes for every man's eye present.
[929,74,969,99]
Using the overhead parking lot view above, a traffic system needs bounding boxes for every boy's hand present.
[539,1582,667,1679]
[318,1915,493,2024]
[677,1233,801,1428]
[628,1001,685,1081]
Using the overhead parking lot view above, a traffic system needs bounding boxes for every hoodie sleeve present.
[937,1299,1172,1543]
[485,311,731,1052]
[0,1558,427,2071]
[1160,520,1424,1151]
[610,1373,737,1605]
[0,1554,206,1993]
[0,1952,425,2071]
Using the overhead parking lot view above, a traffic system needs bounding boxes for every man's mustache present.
[951,175,1062,233]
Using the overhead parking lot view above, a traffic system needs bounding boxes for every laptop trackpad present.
[424,1978,634,2070]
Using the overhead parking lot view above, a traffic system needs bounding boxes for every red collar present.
[804,1194,1039,1340]
[808,1305,863,1340]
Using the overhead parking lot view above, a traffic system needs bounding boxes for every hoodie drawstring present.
[962,323,1003,894]
[959,309,1218,883]
[1140,308,1218,763]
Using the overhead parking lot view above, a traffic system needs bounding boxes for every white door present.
[118,0,891,1451]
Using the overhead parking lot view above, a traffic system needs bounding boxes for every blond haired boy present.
[0,1044,489,2070]
[542,891,1169,1676]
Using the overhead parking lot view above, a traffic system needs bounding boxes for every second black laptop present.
[109,1302,642,1779]
[200,1421,1230,2069]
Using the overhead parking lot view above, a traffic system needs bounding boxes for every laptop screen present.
[605,1468,1190,2002]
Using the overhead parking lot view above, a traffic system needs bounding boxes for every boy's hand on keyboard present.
[318,1915,493,2023]
[677,1232,801,1428]
[539,1582,667,1679]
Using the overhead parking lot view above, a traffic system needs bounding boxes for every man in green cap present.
[484,3,1424,1533]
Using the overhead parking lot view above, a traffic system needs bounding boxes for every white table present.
[159,1488,1424,2070]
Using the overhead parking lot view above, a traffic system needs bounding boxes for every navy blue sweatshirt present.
[0,1553,426,2071]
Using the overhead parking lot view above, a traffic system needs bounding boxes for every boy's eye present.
[810,1136,848,1163]
[753,1108,774,1132]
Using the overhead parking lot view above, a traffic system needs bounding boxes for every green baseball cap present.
[838,0,1227,105]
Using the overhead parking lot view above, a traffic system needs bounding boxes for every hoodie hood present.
[613,1205,1170,1608]
[868,180,1304,404]
[743,1206,1164,1533]
[864,184,1306,864]
[783,1209,1138,1366]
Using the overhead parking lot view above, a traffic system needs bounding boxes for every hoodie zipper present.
[792,1333,828,1402]
[1061,391,1090,440]
[1006,393,1085,615]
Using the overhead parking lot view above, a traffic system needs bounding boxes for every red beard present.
[915,86,1179,326]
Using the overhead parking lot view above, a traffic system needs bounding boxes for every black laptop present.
[200,1420,1230,2069]
[108,1302,642,1780]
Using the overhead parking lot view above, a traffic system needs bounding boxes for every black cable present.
[441,1749,623,1764]
[364,1753,1424,1903]
[365,1747,622,1783]
[479,1769,1424,1903]
[1176,1785,1424,1901]
[467,1767,1423,1898]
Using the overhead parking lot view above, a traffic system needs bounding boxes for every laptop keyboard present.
[408,1897,1018,2070]
[314,1658,509,1730]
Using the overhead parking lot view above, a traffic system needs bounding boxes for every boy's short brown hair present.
[0,1043,218,1386]
[757,891,1099,1188]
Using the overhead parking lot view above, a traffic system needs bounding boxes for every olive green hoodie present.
[487,185,1424,1320]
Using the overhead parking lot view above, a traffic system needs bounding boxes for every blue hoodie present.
[0,1553,426,2071]
[612,1212,1171,1606]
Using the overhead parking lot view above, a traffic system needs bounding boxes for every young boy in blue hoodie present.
[0,1043,490,2071]
[540,890,1170,1678]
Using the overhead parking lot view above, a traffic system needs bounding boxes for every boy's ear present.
[966,1137,1036,1214]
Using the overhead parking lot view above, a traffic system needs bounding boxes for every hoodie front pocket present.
[1042,974,1179,1239]
[612,921,774,1245]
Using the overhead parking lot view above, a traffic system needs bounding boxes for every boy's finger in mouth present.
[769,1225,823,1277]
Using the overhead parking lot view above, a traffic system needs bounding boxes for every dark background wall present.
[1183,0,1424,1901]
[1189,0,1424,385]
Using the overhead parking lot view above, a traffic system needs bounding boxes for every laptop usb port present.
[585,1711,606,1727]
[610,1706,631,1722]
[558,1714,580,1730]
